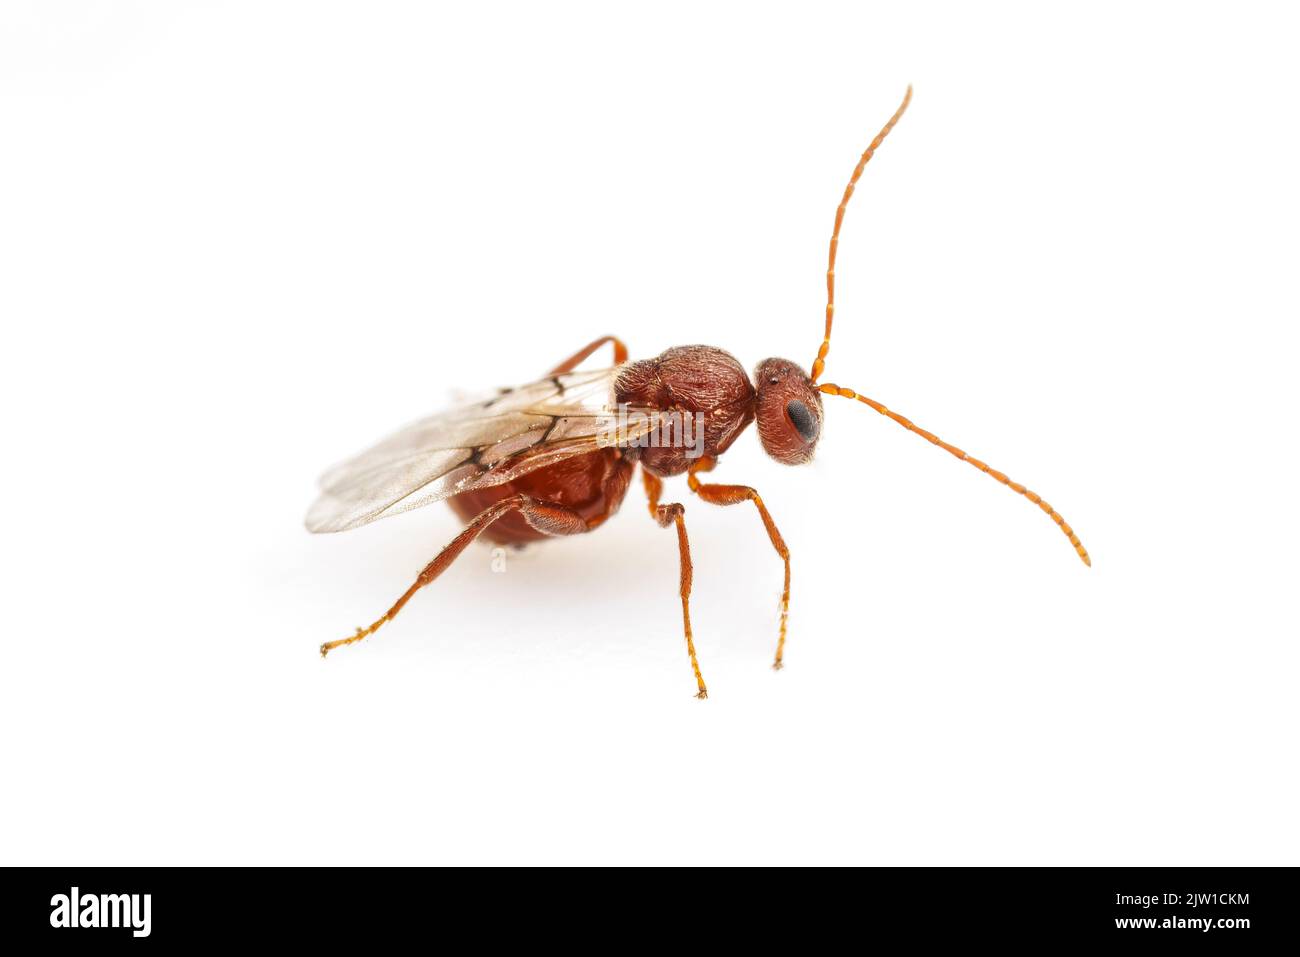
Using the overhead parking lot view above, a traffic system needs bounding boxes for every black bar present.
[2,866,1295,946]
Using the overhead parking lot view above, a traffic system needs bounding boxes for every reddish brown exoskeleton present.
[307,86,1090,697]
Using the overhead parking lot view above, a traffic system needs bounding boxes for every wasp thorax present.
[754,358,823,465]
[615,345,758,476]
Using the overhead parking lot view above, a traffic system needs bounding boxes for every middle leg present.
[641,467,708,699]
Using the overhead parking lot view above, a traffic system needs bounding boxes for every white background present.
[2,2,1297,866]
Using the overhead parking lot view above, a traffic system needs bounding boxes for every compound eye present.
[786,400,819,443]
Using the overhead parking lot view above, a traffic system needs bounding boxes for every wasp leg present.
[548,335,629,375]
[687,457,791,670]
[320,494,588,657]
[641,468,708,699]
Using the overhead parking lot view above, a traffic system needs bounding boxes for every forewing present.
[306,367,656,533]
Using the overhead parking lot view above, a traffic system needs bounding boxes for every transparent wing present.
[306,367,658,533]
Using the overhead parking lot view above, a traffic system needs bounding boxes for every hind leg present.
[548,335,629,374]
[320,494,588,657]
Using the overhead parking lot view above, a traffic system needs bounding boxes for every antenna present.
[819,382,1092,565]
[811,85,912,384]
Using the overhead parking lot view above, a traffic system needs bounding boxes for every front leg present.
[687,457,791,670]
